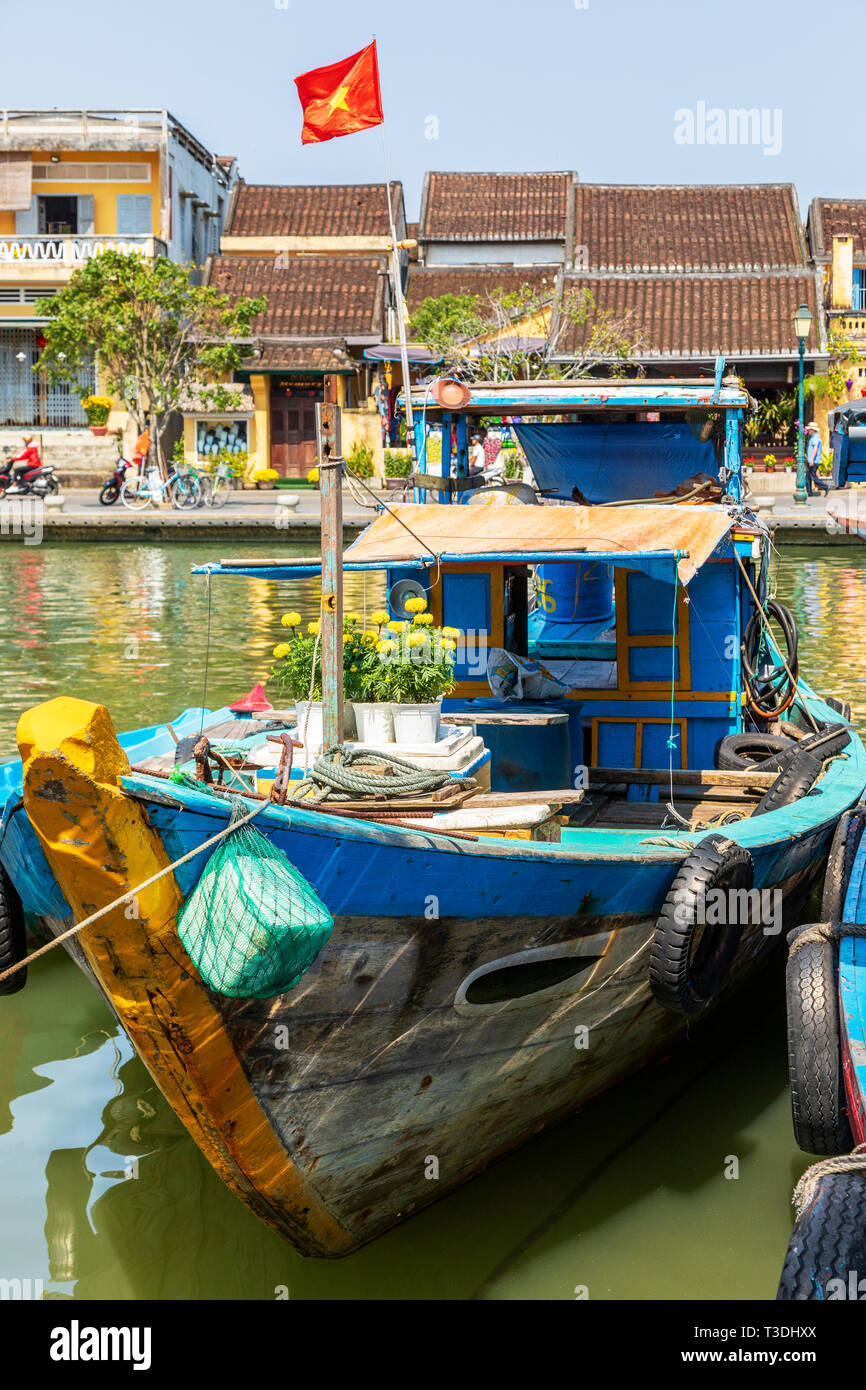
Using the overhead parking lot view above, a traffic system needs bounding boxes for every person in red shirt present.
[9,435,41,478]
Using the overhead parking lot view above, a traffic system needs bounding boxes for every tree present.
[409,282,643,382]
[36,251,266,466]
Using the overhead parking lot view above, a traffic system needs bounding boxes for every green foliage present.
[384,447,412,477]
[36,250,266,461]
[346,442,375,478]
[172,438,186,465]
[410,293,483,354]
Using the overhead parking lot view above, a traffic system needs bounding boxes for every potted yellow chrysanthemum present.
[377,596,458,744]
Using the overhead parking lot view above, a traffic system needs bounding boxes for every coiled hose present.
[290,746,453,803]
[741,598,799,720]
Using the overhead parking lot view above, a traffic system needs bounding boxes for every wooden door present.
[270,392,321,477]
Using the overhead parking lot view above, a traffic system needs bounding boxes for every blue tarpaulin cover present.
[514,422,717,502]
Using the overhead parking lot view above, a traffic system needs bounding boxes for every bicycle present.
[120,464,202,511]
[192,461,233,509]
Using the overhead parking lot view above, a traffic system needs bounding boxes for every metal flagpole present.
[380,123,415,462]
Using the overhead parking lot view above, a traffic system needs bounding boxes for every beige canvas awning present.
[343,502,736,586]
[0,153,32,212]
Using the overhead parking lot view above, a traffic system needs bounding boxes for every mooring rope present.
[788,921,866,956]
[290,745,453,803]
[793,1144,866,1216]
[733,548,820,734]
[0,797,268,987]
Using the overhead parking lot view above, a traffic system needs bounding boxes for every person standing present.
[804,423,829,496]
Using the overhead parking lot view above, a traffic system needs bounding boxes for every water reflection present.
[0,541,385,752]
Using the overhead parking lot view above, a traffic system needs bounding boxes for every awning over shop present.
[363,344,443,364]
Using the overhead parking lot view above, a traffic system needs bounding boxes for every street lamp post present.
[793,302,812,506]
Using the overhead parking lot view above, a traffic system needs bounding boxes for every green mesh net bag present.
[176,801,334,999]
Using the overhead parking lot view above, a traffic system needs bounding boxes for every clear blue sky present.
[5,0,861,218]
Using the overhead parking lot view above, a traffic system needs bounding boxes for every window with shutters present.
[115,194,153,236]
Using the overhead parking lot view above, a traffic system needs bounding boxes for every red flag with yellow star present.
[294,41,384,145]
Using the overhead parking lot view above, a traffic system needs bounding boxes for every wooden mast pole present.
[317,380,344,750]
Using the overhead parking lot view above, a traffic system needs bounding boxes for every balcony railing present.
[0,234,167,266]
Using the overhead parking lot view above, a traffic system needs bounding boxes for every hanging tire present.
[753,749,823,817]
[798,721,851,763]
[786,926,853,1155]
[825,695,853,724]
[715,732,796,772]
[0,863,27,995]
[649,833,753,1015]
[821,806,866,921]
[777,1172,866,1299]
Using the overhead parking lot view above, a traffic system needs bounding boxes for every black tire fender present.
[777,1172,866,1299]
[649,833,754,1015]
[798,721,851,763]
[821,806,866,921]
[715,732,795,772]
[785,925,853,1155]
[0,863,27,995]
[753,749,823,817]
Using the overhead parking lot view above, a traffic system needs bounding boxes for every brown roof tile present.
[241,343,357,372]
[554,272,822,358]
[226,181,402,237]
[809,198,866,260]
[419,171,573,242]
[407,265,558,314]
[208,255,387,338]
[575,185,805,271]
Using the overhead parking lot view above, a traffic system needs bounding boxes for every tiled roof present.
[225,181,402,237]
[808,198,866,260]
[553,272,822,359]
[241,343,357,372]
[208,255,387,338]
[574,184,806,271]
[406,221,420,262]
[419,171,573,242]
[407,265,558,314]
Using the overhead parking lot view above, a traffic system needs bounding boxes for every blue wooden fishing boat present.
[2,374,865,1257]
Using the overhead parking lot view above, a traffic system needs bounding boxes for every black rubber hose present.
[741,599,799,719]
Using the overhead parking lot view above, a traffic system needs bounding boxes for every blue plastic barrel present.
[535,561,614,626]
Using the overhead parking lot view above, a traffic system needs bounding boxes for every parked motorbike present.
[0,445,60,498]
[99,456,133,506]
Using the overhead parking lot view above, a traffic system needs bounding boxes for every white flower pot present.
[294,700,355,746]
[392,699,442,744]
[353,701,395,743]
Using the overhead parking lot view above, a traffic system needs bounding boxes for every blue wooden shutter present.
[15,197,38,234]
[116,194,152,235]
[77,194,94,234]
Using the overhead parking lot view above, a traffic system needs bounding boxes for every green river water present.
[0,539,864,1301]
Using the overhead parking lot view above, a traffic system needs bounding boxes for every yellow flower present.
[441,638,456,651]
[362,629,378,644]
[345,612,362,624]
[387,620,406,634]
[350,665,358,672]
[442,626,461,639]
[281,611,301,628]
[371,609,389,625]
[413,612,434,626]
[307,466,319,484]
[307,620,320,635]
[404,595,428,614]
[409,633,428,648]
[272,643,290,659]
[376,639,396,654]
[342,633,352,645]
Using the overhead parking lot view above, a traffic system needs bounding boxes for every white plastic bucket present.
[294,700,355,745]
[353,701,395,744]
[391,700,442,744]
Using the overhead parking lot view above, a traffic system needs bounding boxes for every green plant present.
[764,453,778,470]
[744,415,761,446]
[217,447,247,478]
[371,598,458,704]
[384,448,412,478]
[346,442,375,479]
[172,438,186,465]
[271,612,381,703]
